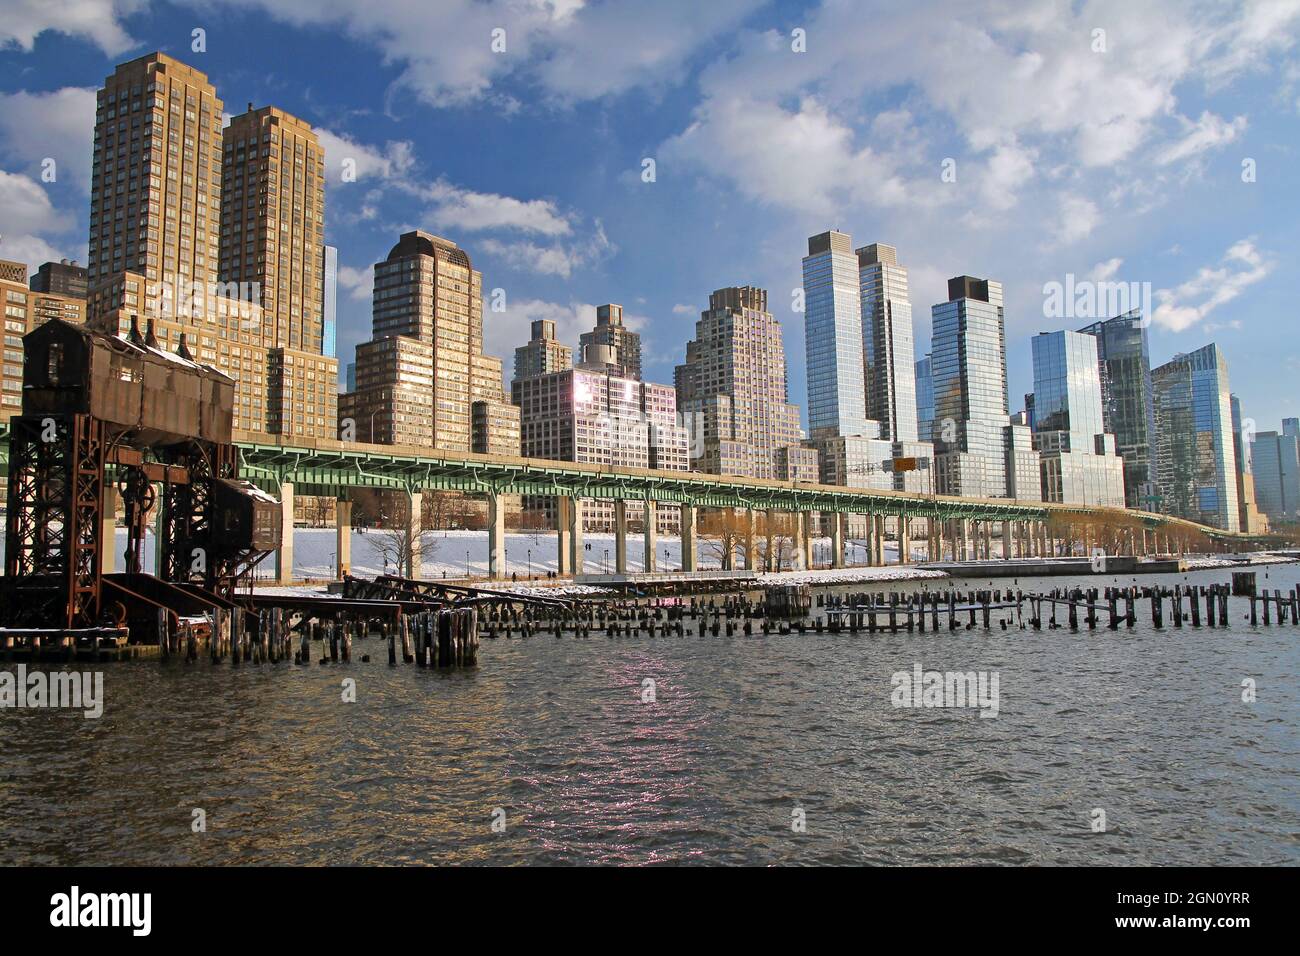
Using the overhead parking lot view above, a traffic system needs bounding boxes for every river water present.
[1,564,1297,865]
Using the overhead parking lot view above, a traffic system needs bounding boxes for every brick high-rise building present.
[674,286,807,480]
[1,258,87,419]
[30,260,88,298]
[579,303,641,380]
[341,231,515,451]
[512,318,572,397]
[86,52,336,439]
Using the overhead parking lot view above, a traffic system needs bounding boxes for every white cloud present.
[477,221,612,278]
[671,303,695,315]
[1089,257,1125,282]
[0,168,75,235]
[1051,195,1100,247]
[336,264,374,301]
[0,88,97,191]
[316,129,414,183]
[0,0,139,56]
[416,180,572,236]
[1152,239,1273,331]
[0,168,78,268]
[1156,111,1248,165]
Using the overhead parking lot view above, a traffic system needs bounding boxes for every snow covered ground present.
[43,527,928,583]
[5,528,1290,587]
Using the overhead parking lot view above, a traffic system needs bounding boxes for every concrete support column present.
[643,499,658,572]
[790,511,805,571]
[100,483,120,575]
[800,513,813,569]
[336,499,353,580]
[874,514,887,566]
[556,496,572,576]
[614,499,628,574]
[898,516,911,565]
[568,496,584,577]
[982,521,993,561]
[681,503,697,572]
[1001,520,1012,560]
[487,493,505,580]
[276,481,295,583]
[934,518,944,563]
[830,512,844,569]
[402,488,420,579]
[743,508,757,571]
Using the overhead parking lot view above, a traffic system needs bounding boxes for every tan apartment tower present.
[341,231,516,452]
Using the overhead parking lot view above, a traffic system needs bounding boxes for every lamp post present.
[527,549,532,580]
[603,548,609,573]
[465,549,470,579]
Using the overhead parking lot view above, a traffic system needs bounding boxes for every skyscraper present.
[88,53,222,293]
[1077,311,1156,509]
[1151,344,1240,531]
[322,245,338,359]
[86,52,336,439]
[929,276,1032,498]
[802,230,869,438]
[857,243,918,442]
[340,231,515,451]
[674,286,810,479]
[1230,395,1266,532]
[915,354,933,442]
[1251,418,1300,525]
[221,104,336,439]
[512,318,572,397]
[1030,330,1125,507]
[578,304,641,380]
[221,105,325,352]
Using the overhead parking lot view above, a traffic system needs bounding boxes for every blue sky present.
[2,0,1297,432]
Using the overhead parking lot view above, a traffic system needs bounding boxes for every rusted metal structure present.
[2,317,280,635]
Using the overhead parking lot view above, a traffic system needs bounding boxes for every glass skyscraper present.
[1151,344,1240,531]
[857,243,918,442]
[1030,330,1125,507]
[930,276,1016,497]
[322,244,338,359]
[915,354,933,442]
[1076,311,1155,509]
[802,231,870,438]
[1251,418,1300,524]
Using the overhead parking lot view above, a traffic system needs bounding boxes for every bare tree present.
[700,508,748,569]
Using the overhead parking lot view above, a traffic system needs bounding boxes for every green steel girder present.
[0,422,1280,543]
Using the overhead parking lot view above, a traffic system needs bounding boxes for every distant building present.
[472,398,522,457]
[515,361,688,532]
[579,303,641,380]
[512,318,572,396]
[1030,330,1125,508]
[1230,395,1266,533]
[340,231,513,450]
[1,258,87,419]
[801,230,870,439]
[29,260,88,298]
[1077,311,1156,509]
[857,242,919,442]
[1252,418,1300,525]
[915,355,933,442]
[674,286,807,479]
[322,245,338,358]
[930,276,1034,498]
[1151,344,1239,531]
